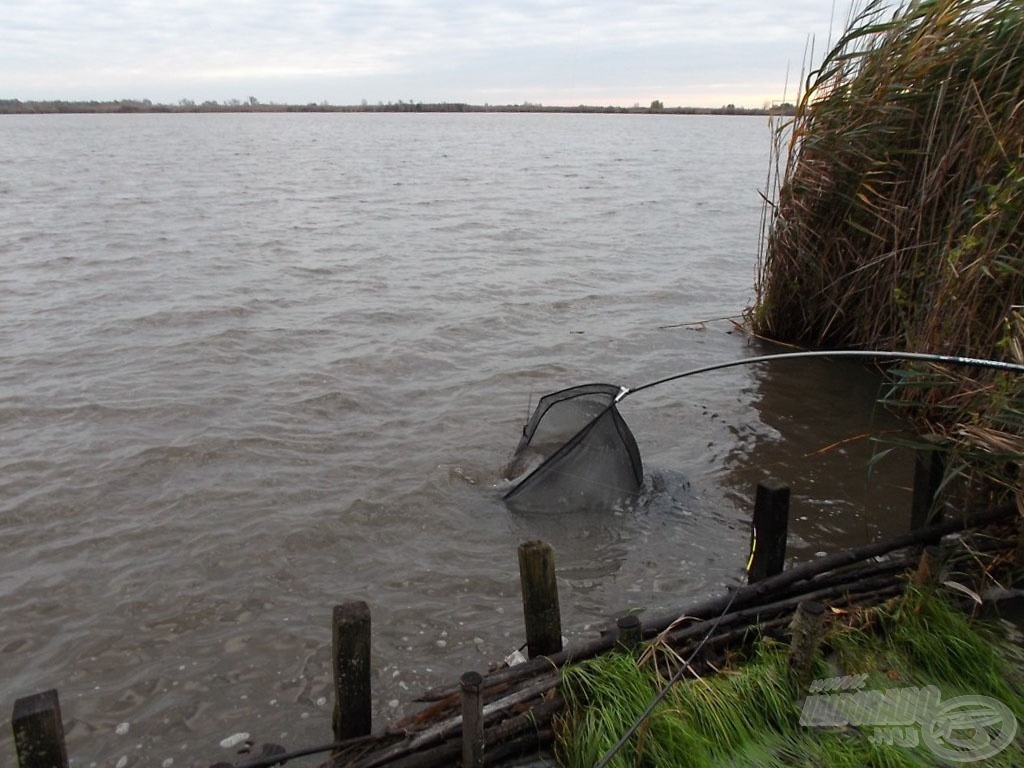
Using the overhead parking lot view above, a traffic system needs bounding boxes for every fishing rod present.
[616,349,1024,403]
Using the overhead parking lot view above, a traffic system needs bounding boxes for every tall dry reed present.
[752,0,1024,503]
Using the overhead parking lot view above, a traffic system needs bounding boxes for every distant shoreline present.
[0,99,795,116]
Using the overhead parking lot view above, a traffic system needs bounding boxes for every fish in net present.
[500,350,1024,513]
[503,383,643,513]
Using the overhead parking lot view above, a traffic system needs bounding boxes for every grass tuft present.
[557,588,1024,766]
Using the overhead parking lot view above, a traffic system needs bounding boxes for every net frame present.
[503,383,644,511]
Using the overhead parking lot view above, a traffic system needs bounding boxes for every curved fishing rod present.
[504,349,1024,505]
[616,349,1024,403]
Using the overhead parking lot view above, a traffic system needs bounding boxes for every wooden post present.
[332,601,371,741]
[788,601,826,695]
[616,614,643,652]
[1017,515,1024,570]
[912,545,945,586]
[460,671,484,768]
[12,689,69,768]
[518,540,563,658]
[910,435,948,533]
[748,480,790,584]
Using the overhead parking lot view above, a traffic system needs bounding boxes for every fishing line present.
[592,514,762,768]
[591,572,745,768]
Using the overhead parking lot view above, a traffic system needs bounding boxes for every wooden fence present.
[13,436,1018,768]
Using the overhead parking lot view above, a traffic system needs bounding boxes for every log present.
[663,574,899,647]
[481,727,555,767]
[409,570,902,748]
[334,581,904,768]
[341,577,906,768]
[770,557,912,603]
[415,505,1014,704]
[644,502,1013,634]
[346,677,561,768]
[342,697,564,768]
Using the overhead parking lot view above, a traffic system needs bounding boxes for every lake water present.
[0,113,913,767]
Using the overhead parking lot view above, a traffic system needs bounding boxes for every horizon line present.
[0,97,796,116]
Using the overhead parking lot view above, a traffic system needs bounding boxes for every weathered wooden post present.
[912,544,945,586]
[1017,516,1024,570]
[332,601,372,741]
[12,689,69,768]
[517,540,563,658]
[748,480,790,583]
[616,614,643,652]
[788,601,826,695]
[460,671,484,768]
[910,435,948,533]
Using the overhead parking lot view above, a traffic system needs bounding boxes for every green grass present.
[556,588,1024,767]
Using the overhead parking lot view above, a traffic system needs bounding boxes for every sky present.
[3,1,843,108]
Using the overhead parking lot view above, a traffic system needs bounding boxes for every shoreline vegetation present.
[752,0,1024,508]
[557,585,1024,765]
[558,584,1024,767]
[0,98,794,116]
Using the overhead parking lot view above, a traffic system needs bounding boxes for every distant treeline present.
[0,98,795,116]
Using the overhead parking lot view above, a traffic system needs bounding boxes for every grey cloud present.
[0,0,839,104]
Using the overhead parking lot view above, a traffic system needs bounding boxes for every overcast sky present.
[4,1,843,108]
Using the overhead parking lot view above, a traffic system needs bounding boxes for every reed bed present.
[751,0,1024,502]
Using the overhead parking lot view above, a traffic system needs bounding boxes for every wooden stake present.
[748,480,790,583]
[910,435,948,533]
[12,689,69,768]
[517,540,562,658]
[788,601,826,695]
[1015,513,1024,570]
[616,614,643,652]
[460,671,484,768]
[418,504,1015,706]
[912,545,945,585]
[332,601,372,741]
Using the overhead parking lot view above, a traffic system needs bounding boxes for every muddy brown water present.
[0,113,913,766]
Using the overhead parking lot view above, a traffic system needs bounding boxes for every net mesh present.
[503,383,643,512]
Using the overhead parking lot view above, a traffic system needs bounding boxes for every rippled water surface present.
[0,113,913,766]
